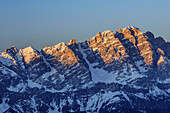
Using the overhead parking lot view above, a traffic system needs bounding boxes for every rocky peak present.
[1,46,19,59]
[101,30,115,39]
[86,26,168,66]
[43,42,67,55]
[54,42,66,52]
[43,42,79,67]
[116,26,142,37]
[19,46,40,64]
[96,32,101,37]
[0,26,168,68]
[0,46,19,64]
[88,30,114,46]
[3,46,19,55]
[130,26,142,36]
[115,26,158,65]
[145,31,155,39]
[116,27,132,37]
[87,30,128,64]
[21,46,39,54]
[67,39,79,52]
[155,36,166,46]
[67,39,78,46]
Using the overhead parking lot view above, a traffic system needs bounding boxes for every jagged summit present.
[19,46,40,64]
[1,26,169,67]
[67,39,78,46]
[3,46,18,53]
[21,46,38,53]
[0,26,170,113]
[1,26,169,66]
[116,26,142,36]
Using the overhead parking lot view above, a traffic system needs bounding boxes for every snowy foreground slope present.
[0,26,170,113]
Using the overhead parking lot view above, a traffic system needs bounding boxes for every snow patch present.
[149,86,168,96]
[167,88,170,93]
[0,65,17,77]
[41,68,57,80]
[86,91,121,112]
[27,79,42,89]
[0,98,10,112]
[7,81,26,92]
[157,78,170,84]
[135,60,147,72]
[45,85,72,93]
[79,44,145,84]
[134,93,147,99]
[15,104,24,112]
[48,101,60,113]
[31,97,38,113]
[0,56,15,66]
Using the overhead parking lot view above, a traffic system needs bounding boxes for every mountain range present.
[0,26,170,113]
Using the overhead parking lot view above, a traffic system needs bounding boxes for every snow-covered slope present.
[0,26,170,113]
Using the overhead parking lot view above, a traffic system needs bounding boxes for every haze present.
[0,0,170,52]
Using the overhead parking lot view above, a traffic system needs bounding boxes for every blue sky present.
[0,0,170,51]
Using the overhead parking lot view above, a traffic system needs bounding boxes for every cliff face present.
[0,26,170,113]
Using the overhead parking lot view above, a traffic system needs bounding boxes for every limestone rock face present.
[67,38,78,46]
[87,30,127,64]
[0,46,26,76]
[42,42,91,89]
[43,42,79,67]
[1,46,19,64]
[86,26,157,66]
[0,26,170,113]
[19,47,51,78]
[20,46,41,64]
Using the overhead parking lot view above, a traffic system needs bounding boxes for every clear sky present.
[0,0,170,52]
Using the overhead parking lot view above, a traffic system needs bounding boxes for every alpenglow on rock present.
[0,26,170,113]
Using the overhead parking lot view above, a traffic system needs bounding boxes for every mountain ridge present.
[1,26,168,66]
[0,26,170,113]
